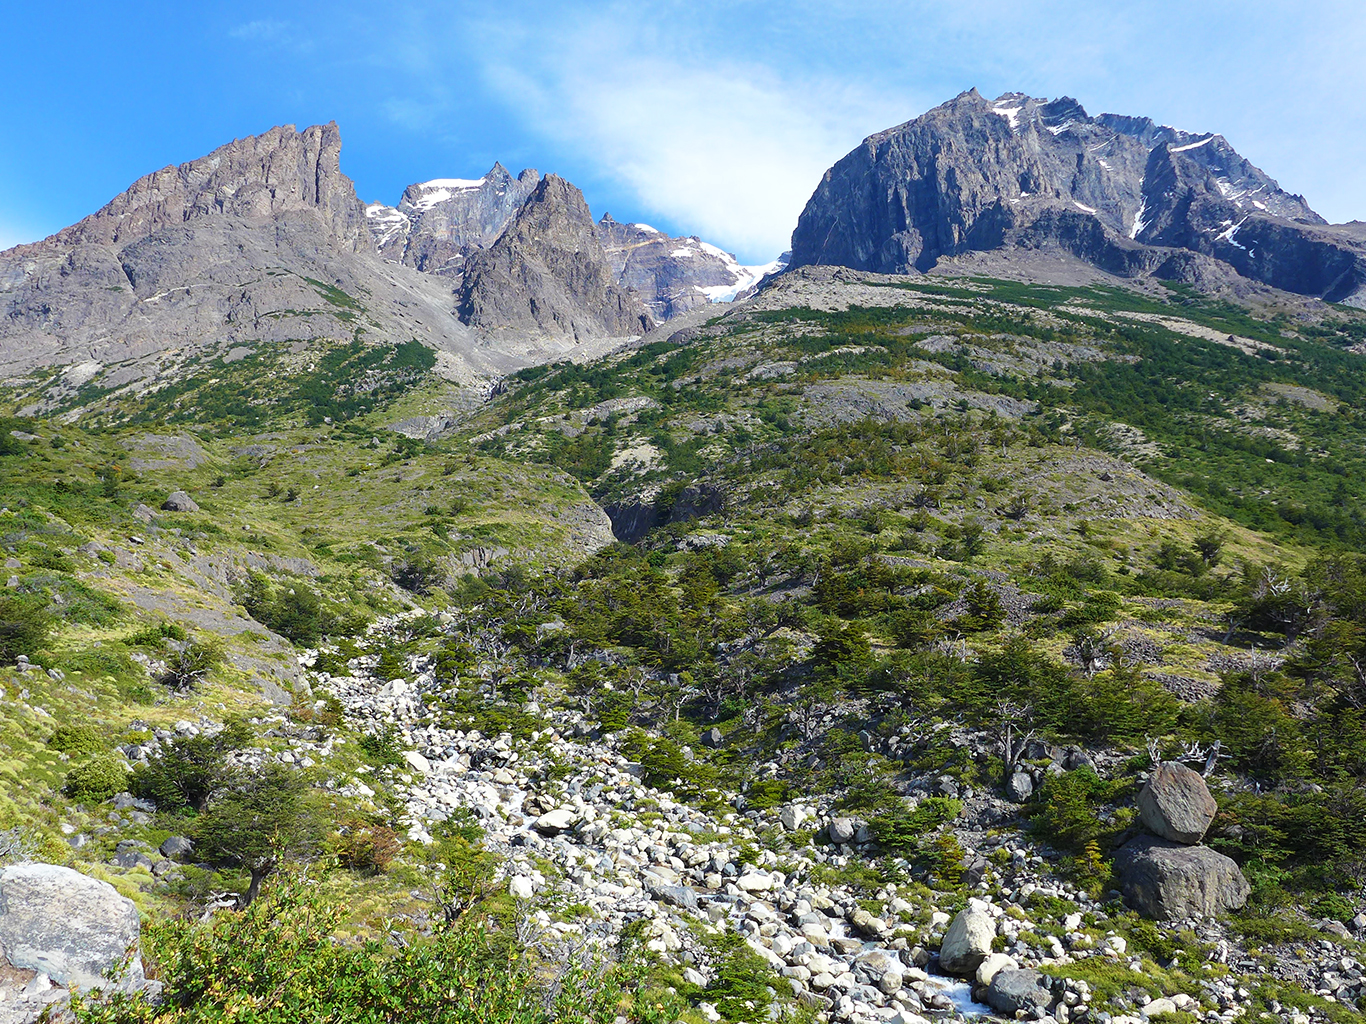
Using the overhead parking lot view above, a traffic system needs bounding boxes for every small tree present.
[157,636,225,692]
[194,765,318,908]
[129,720,251,813]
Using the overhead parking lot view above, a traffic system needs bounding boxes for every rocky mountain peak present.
[10,122,368,257]
[455,174,653,340]
[789,90,1364,304]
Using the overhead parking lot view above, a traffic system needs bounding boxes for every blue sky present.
[3,1,1364,263]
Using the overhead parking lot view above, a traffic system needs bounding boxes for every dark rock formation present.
[455,175,654,341]
[984,968,1055,1016]
[790,89,1366,304]
[1138,761,1218,844]
[1114,835,1251,920]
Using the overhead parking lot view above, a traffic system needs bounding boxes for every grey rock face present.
[790,89,1366,303]
[598,215,784,320]
[1005,771,1034,803]
[0,863,146,991]
[456,175,654,341]
[938,907,995,975]
[366,164,541,274]
[984,968,1054,1016]
[161,490,199,513]
[1113,835,1251,920]
[1138,761,1218,843]
[159,835,194,859]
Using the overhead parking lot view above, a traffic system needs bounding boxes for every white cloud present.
[470,19,915,261]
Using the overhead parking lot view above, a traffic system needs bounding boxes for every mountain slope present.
[790,90,1366,305]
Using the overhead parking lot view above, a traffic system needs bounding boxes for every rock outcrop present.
[455,175,653,341]
[1138,761,1218,844]
[0,863,159,1020]
[1113,835,1251,920]
[789,89,1366,305]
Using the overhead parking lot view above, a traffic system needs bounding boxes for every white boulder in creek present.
[0,863,152,992]
[533,808,579,834]
[937,906,996,976]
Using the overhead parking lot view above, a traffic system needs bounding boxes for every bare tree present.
[993,699,1036,777]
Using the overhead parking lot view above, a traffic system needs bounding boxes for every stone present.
[160,490,199,513]
[533,808,578,834]
[985,969,1055,1016]
[779,804,809,831]
[402,750,431,774]
[976,952,1020,985]
[1114,835,1250,920]
[1005,770,1034,802]
[647,882,699,911]
[1140,997,1179,1018]
[509,876,534,899]
[0,864,149,992]
[700,727,723,748]
[159,835,193,859]
[849,908,887,938]
[1138,762,1218,844]
[828,818,856,844]
[938,908,995,976]
[735,871,776,893]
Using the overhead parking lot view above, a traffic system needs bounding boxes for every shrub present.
[0,596,50,665]
[333,818,403,874]
[157,637,225,691]
[1028,768,1124,853]
[63,756,128,803]
[128,721,251,813]
[870,796,962,853]
[49,724,104,755]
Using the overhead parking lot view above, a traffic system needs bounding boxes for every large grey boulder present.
[1113,835,1250,920]
[985,969,1055,1016]
[938,907,995,975]
[0,863,148,992]
[1005,771,1034,803]
[160,491,199,513]
[1138,761,1218,843]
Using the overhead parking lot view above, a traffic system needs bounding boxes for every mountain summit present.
[790,89,1366,304]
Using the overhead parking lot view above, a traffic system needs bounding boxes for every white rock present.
[736,871,777,892]
[402,751,431,774]
[938,908,995,976]
[509,876,534,899]
[534,808,578,834]
[976,952,1019,985]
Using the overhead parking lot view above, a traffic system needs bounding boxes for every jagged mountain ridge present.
[0,126,661,395]
[365,168,783,324]
[790,90,1366,304]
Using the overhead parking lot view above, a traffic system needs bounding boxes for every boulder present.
[1005,771,1034,803]
[1138,762,1218,844]
[985,969,1055,1016]
[938,907,995,976]
[508,876,534,899]
[700,727,723,748]
[779,804,809,831]
[848,908,887,938]
[735,871,777,892]
[160,490,199,513]
[402,750,431,774]
[0,864,149,992]
[533,808,578,834]
[1113,835,1250,920]
[975,952,1019,985]
[828,818,856,844]
[647,882,699,911]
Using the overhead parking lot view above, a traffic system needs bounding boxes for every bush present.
[333,818,403,874]
[870,796,962,853]
[49,724,105,755]
[63,756,128,803]
[128,721,251,813]
[157,638,225,691]
[0,596,50,665]
[71,881,645,1024]
[1028,768,1124,853]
